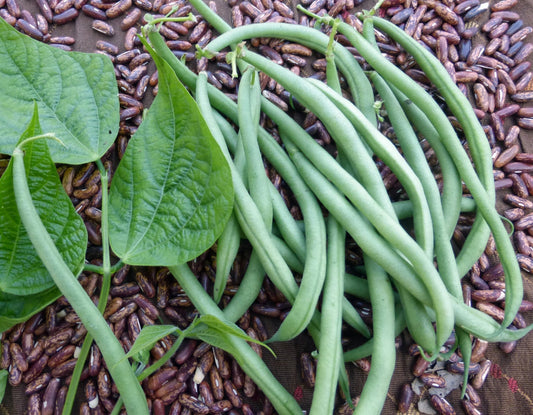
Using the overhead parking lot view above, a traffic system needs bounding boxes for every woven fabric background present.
[1,0,533,414]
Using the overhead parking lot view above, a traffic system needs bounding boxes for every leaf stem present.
[83,259,124,275]
[12,147,148,415]
[17,133,62,149]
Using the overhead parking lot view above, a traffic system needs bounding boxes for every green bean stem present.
[12,147,148,415]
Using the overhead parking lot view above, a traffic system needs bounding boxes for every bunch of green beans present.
[140,2,533,413]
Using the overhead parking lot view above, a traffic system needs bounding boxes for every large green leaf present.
[0,287,60,333]
[0,18,118,164]
[0,106,87,295]
[109,55,233,266]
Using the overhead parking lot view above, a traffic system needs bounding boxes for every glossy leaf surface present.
[0,18,118,164]
[109,54,233,266]
[0,106,87,295]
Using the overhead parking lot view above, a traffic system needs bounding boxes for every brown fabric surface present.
[1,0,533,414]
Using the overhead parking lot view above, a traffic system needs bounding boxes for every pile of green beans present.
[140,2,533,414]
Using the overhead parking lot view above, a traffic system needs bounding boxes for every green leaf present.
[0,105,87,295]
[189,314,274,357]
[0,18,119,164]
[0,369,7,405]
[0,287,60,333]
[108,54,233,266]
[124,325,180,362]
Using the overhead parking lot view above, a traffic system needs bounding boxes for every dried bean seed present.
[518,254,533,273]
[92,19,114,35]
[178,393,210,414]
[430,394,456,415]
[471,359,491,389]
[50,358,77,378]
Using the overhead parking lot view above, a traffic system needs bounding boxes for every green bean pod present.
[354,260,396,415]
[144,19,532,350]
[238,66,273,230]
[390,87,463,239]
[356,15,522,333]
[308,78,433,257]
[213,213,241,304]
[196,71,326,342]
[212,111,267,322]
[309,216,344,415]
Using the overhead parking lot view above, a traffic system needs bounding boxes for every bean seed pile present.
[1,0,533,414]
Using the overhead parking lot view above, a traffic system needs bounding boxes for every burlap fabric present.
[1,0,533,414]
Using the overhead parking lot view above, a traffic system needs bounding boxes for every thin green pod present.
[238,66,273,230]
[390,87,463,239]
[355,15,522,333]
[213,109,307,262]
[309,216,344,415]
[354,260,396,415]
[196,71,325,342]
[213,213,241,304]
[307,78,433,256]
[359,22,440,362]
[281,134,453,354]
[370,73,473,393]
[195,72,268,323]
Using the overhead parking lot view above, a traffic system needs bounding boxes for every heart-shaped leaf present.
[0,18,118,164]
[109,54,233,266]
[0,105,87,295]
